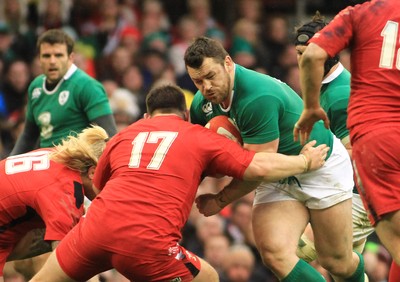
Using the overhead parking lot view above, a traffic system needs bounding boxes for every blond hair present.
[49,125,109,173]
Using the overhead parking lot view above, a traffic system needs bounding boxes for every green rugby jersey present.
[190,64,333,156]
[320,64,350,141]
[26,65,113,148]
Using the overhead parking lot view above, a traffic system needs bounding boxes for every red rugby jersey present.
[90,115,255,256]
[310,0,400,142]
[0,149,84,242]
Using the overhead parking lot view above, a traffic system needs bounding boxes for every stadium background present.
[0,0,391,281]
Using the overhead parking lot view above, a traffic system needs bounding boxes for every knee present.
[318,252,356,277]
[257,242,292,271]
[13,259,33,273]
[13,259,35,280]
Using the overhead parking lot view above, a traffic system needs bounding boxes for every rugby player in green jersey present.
[10,29,117,155]
[5,29,117,281]
[293,13,373,281]
[186,37,366,282]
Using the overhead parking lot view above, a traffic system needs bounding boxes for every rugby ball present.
[205,116,243,145]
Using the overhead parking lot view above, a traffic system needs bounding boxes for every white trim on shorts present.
[254,136,354,209]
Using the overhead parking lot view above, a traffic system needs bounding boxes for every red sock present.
[389,261,400,282]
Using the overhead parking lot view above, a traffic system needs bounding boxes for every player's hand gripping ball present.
[205,116,243,145]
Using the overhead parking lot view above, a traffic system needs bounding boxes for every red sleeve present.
[199,128,255,180]
[310,5,356,57]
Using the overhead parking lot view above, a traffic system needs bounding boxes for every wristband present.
[299,154,310,173]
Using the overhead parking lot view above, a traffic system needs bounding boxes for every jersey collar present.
[64,64,78,80]
[218,64,236,112]
[322,63,344,84]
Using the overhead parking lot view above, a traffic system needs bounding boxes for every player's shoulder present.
[29,74,45,87]
[69,68,98,84]
[235,65,284,97]
[68,68,105,95]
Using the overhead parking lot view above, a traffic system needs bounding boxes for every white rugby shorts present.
[254,136,353,209]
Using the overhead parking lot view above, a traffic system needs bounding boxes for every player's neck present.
[45,79,61,91]
[220,90,234,110]
[151,112,186,120]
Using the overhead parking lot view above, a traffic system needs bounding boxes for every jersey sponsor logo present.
[32,88,41,99]
[202,102,213,116]
[58,91,70,105]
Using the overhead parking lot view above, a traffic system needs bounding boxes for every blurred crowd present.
[0,0,391,281]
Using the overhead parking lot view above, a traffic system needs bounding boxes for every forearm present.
[215,179,260,208]
[243,153,309,182]
[91,114,118,138]
[300,43,326,109]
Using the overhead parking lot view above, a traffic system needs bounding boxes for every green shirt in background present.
[320,64,351,141]
[26,64,112,148]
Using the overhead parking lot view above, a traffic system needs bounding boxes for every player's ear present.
[87,166,96,180]
[224,56,234,71]
[183,109,189,121]
[144,113,151,119]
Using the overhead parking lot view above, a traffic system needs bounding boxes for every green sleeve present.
[327,98,349,140]
[238,95,280,144]
[79,79,113,121]
[25,83,35,123]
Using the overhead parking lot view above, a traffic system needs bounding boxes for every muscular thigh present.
[310,198,353,259]
[252,201,309,254]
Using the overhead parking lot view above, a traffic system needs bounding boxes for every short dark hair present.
[36,29,75,55]
[146,84,187,115]
[184,36,228,69]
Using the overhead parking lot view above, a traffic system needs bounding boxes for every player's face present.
[39,43,73,84]
[187,57,232,105]
[295,45,307,66]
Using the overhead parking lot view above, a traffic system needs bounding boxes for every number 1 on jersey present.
[129,131,178,170]
[380,20,400,69]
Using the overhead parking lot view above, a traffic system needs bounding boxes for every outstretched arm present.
[196,140,328,216]
[242,140,327,182]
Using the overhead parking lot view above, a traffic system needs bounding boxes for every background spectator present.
[0,1,392,281]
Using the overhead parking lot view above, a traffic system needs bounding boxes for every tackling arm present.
[196,140,328,216]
